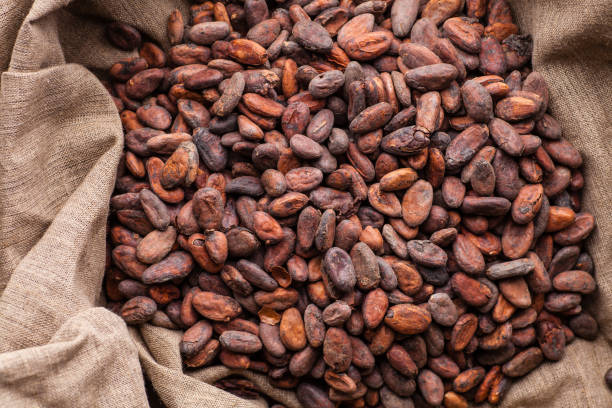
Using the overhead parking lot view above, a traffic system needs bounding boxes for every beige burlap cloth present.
[0,0,610,406]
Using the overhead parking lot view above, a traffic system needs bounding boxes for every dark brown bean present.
[105,7,598,403]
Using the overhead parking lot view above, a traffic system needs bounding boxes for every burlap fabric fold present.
[0,0,610,406]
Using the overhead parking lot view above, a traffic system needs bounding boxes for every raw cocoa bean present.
[219,330,262,353]
[141,251,194,284]
[293,20,333,53]
[323,247,357,292]
[121,296,157,324]
[180,321,213,357]
[192,291,242,322]
[324,327,352,371]
[502,347,543,377]
[385,304,432,335]
[105,7,598,403]
[405,64,458,92]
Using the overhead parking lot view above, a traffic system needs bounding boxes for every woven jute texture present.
[0,0,610,406]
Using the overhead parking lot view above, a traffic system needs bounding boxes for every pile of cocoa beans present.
[103,0,599,407]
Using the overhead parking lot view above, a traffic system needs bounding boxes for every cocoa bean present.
[105,7,597,404]
[121,296,157,324]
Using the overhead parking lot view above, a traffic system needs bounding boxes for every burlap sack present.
[0,0,609,406]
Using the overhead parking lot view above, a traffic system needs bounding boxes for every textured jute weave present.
[0,0,610,406]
